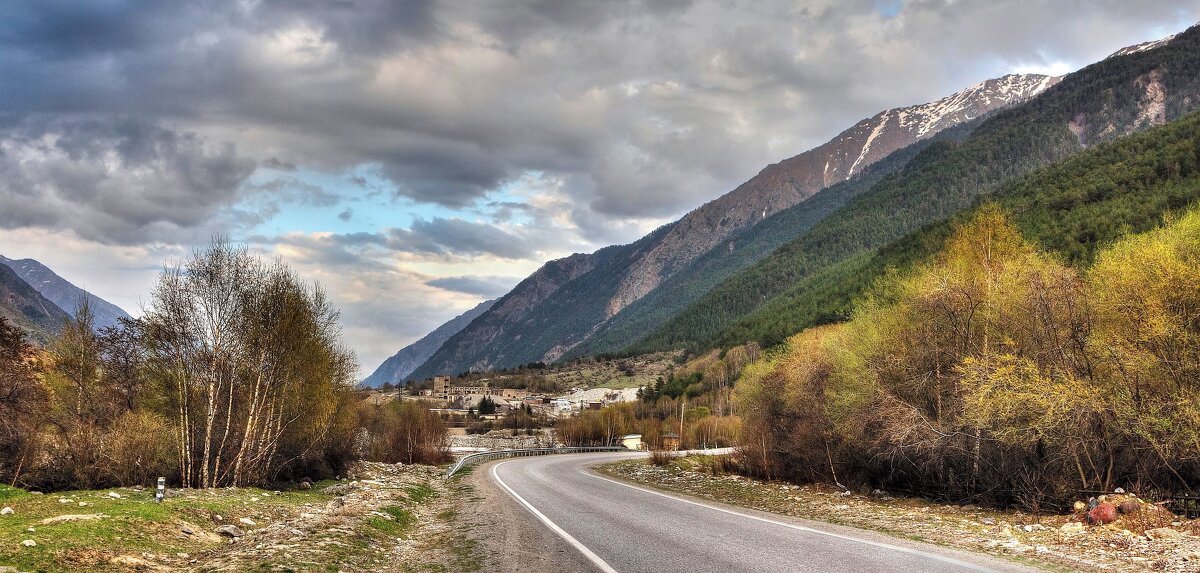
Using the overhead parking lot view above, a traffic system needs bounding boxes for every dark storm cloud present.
[2,0,1197,246]
[425,275,519,297]
[0,117,256,244]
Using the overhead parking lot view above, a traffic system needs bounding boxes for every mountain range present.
[375,24,1200,383]
[0,262,70,345]
[361,298,496,387]
[638,23,1200,353]
[0,255,132,331]
[403,74,1058,379]
[0,255,132,342]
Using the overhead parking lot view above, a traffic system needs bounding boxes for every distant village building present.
[431,375,495,401]
[662,432,681,451]
[551,399,572,413]
[620,434,644,451]
[499,388,530,400]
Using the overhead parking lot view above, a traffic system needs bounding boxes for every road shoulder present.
[589,459,1055,573]
[459,461,599,573]
[597,457,1200,573]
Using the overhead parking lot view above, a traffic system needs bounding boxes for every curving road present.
[481,452,1043,573]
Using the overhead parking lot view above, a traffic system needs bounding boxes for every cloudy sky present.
[1,1,1196,373]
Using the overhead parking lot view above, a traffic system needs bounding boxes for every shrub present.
[100,411,178,487]
[648,449,676,467]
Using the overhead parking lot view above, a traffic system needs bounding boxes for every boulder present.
[1117,500,1141,515]
[1145,527,1182,540]
[20,540,35,547]
[238,517,256,526]
[1087,502,1118,525]
[215,525,244,538]
[1072,500,1087,512]
[0,507,12,516]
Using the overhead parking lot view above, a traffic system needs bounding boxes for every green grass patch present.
[406,484,435,503]
[0,484,337,572]
[0,484,27,502]
[367,505,416,536]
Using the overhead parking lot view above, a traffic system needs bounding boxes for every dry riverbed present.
[601,457,1200,573]
[0,462,481,572]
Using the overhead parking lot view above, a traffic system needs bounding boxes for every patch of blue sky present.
[875,0,902,18]
[237,165,487,237]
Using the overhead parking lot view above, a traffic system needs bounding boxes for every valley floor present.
[0,462,482,573]
[600,457,1200,573]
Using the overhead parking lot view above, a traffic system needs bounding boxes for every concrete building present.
[550,399,573,413]
[499,388,530,400]
[432,375,495,401]
[620,434,644,451]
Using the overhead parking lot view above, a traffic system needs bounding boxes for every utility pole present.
[679,395,686,450]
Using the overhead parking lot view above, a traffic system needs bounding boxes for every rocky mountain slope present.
[606,73,1058,319]
[0,263,70,345]
[0,255,131,331]
[568,118,983,361]
[634,25,1200,353]
[410,74,1057,379]
[361,298,496,387]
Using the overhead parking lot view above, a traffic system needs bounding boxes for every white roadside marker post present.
[156,477,166,503]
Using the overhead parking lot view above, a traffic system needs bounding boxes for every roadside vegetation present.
[0,239,451,495]
[0,462,478,572]
[735,206,1200,509]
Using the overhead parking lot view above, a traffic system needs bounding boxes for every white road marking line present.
[491,460,620,573]
[585,468,1001,573]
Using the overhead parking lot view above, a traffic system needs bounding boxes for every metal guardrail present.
[445,446,631,478]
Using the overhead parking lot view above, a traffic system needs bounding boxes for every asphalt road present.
[485,452,1044,573]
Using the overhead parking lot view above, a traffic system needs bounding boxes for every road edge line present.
[585,468,1000,573]
[491,460,620,573]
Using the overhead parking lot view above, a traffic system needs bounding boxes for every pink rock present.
[1087,502,1117,525]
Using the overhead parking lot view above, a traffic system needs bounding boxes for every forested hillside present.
[411,75,1052,379]
[735,203,1200,507]
[569,120,980,360]
[716,108,1200,349]
[633,25,1200,354]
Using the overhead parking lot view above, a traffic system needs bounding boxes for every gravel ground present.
[602,457,1200,573]
[193,462,482,572]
